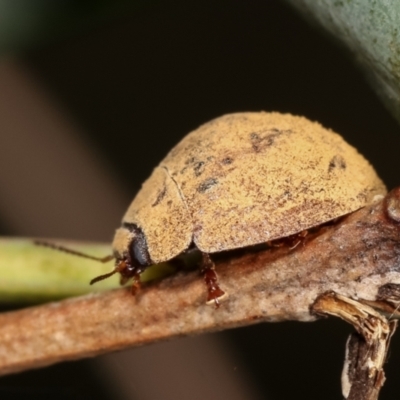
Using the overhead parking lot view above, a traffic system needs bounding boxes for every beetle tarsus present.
[201,253,226,308]
[131,273,141,295]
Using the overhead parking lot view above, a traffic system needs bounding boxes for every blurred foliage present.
[0,0,153,54]
[0,238,177,303]
[286,0,400,125]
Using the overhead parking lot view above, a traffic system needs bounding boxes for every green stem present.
[0,238,175,303]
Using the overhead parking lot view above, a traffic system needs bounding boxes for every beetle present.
[37,112,386,306]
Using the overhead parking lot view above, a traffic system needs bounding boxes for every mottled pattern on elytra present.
[118,167,192,263]
[120,112,386,261]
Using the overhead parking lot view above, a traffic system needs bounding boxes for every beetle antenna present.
[90,269,118,285]
[34,240,114,263]
[90,259,128,285]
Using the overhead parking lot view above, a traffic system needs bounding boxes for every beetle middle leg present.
[200,253,226,307]
[267,229,309,250]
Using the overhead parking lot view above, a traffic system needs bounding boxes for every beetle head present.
[91,224,152,285]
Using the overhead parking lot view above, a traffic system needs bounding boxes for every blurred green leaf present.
[0,238,176,303]
[286,0,400,124]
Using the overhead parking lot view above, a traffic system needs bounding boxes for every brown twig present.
[1,193,400,383]
[312,292,398,400]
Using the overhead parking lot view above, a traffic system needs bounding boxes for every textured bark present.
[313,292,398,400]
[1,190,400,377]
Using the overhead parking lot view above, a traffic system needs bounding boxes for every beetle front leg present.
[120,273,141,295]
[200,253,226,307]
[131,273,142,295]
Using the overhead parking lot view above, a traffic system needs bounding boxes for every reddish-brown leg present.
[131,274,141,295]
[288,230,308,250]
[119,273,141,295]
[200,253,226,307]
[268,229,309,250]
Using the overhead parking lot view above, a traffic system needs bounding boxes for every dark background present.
[24,0,400,192]
[1,0,400,399]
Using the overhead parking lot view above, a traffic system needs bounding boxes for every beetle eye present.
[126,225,152,266]
[129,239,148,266]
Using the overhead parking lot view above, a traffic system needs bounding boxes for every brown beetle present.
[38,112,386,306]
[96,112,386,304]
